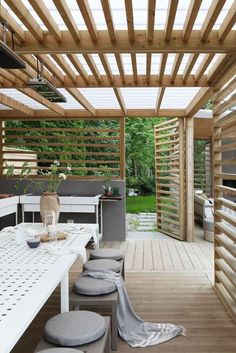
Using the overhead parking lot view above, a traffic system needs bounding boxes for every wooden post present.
[179,118,186,240]
[185,117,194,242]
[119,117,125,180]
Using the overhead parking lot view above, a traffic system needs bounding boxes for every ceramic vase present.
[40,192,60,225]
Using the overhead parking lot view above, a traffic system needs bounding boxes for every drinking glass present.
[67,219,74,224]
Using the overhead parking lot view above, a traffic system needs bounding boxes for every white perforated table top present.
[0,222,98,353]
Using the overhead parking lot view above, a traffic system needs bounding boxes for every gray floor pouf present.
[73,276,117,296]
[83,259,121,272]
[90,248,123,260]
[44,311,106,346]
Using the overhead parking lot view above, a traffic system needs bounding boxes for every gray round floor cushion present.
[90,248,123,260]
[44,311,106,346]
[38,349,82,353]
[83,259,121,272]
[73,275,117,296]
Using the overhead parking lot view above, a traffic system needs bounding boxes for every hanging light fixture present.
[27,58,67,103]
[0,19,26,69]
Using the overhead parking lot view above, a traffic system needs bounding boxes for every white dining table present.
[0,222,99,353]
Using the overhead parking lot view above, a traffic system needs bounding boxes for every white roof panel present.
[121,88,158,109]
[161,87,200,109]
[0,89,47,110]
[79,88,120,109]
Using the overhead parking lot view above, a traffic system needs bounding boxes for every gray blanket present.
[82,270,186,347]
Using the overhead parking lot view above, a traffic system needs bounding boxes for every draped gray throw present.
[82,270,186,348]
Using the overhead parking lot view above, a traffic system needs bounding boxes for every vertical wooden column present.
[179,118,186,240]
[119,117,125,180]
[185,117,194,242]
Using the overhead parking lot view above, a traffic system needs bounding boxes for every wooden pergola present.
[0,0,236,323]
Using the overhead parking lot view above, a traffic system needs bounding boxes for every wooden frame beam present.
[15,30,236,54]
[131,53,138,84]
[147,0,156,43]
[0,4,26,43]
[201,0,226,41]
[0,92,34,116]
[155,88,165,113]
[185,87,213,116]
[67,54,89,84]
[125,0,135,43]
[76,0,97,43]
[183,0,202,42]
[194,54,214,82]
[5,0,44,42]
[219,1,236,41]
[21,54,53,83]
[113,88,127,115]
[183,53,199,83]
[115,54,126,84]
[101,0,116,43]
[38,55,64,83]
[83,54,101,84]
[52,0,80,43]
[50,54,77,83]
[170,53,183,83]
[28,0,62,42]
[99,54,114,84]
[18,88,65,116]
[165,0,179,41]
[66,88,96,115]
[146,53,152,84]
[158,54,167,83]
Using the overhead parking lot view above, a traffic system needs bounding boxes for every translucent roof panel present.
[161,88,201,109]
[121,88,158,109]
[79,88,120,109]
[0,104,12,110]
[0,89,47,110]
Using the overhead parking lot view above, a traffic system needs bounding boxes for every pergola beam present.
[15,30,236,54]
[147,0,156,43]
[18,88,65,116]
[155,88,165,113]
[131,54,138,84]
[28,0,62,42]
[52,0,80,43]
[165,0,179,41]
[185,87,212,116]
[183,0,202,42]
[183,53,199,83]
[115,54,126,84]
[99,54,114,84]
[0,5,26,43]
[77,0,97,43]
[50,54,77,83]
[113,88,127,115]
[101,0,116,43]
[125,0,135,43]
[170,53,183,83]
[158,54,167,83]
[0,92,34,116]
[219,1,236,41]
[83,54,101,84]
[194,54,214,83]
[67,54,89,84]
[66,88,96,115]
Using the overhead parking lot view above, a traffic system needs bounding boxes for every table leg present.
[60,271,69,313]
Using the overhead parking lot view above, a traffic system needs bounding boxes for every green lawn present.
[126,195,156,213]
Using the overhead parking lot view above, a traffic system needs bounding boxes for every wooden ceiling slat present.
[38,55,64,83]
[146,53,152,84]
[52,0,80,43]
[131,53,138,84]
[125,0,135,43]
[183,0,202,42]
[185,87,212,116]
[0,5,25,43]
[83,54,101,84]
[113,88,127,115]
[0,69,17,84]
[201,0,227,41]
[170,53,183,83]
[207,54,229,84]
[28,0,62,42]
[155,87,165,113]
[158,54,168,83]
[194,54,214,83]
[219,1,236,41]
[66,88,96,115]
[99,54,114,84]
[165,0,179,41]
[101,0,116,43]
[4,0,44,42]
[76,0,97,43]
[182,53,199,83]
[51,54,77,83]
[115,54,126,84]
[8,69,28,83]
[211,56,236,90]
[147,0,156,43]
[18,88,65,116]
[0,92,34,116]
[67,54,89,84]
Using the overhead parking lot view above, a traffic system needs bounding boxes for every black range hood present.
[27,78,67,103]
[0,40,26,69]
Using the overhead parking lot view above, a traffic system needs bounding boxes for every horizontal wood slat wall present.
[0,118,125,179]
[194,139,212,194]
[154,118,186,241]
[213,86,236,321]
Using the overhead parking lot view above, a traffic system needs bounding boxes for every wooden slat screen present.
[213,91,236,320]
[154,118,186,240]
[194,139,212,195]
[0,118,125,179]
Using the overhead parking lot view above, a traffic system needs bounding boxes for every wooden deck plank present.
[159,240,174,269]
[133,240,144,270]
[151,240,164,270]
[175,241,195,270]
[166,239,185,270]
[143,239,154,270]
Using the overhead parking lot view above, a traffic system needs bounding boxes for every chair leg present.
[111,301,118,350]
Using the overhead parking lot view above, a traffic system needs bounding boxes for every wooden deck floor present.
[11,229,236,353]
